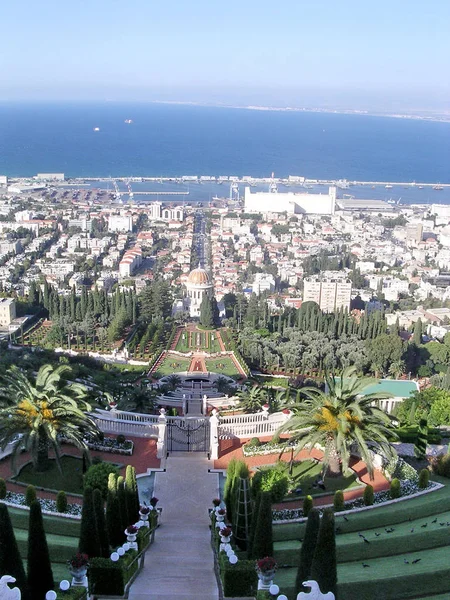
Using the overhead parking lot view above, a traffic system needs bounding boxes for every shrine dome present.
[187,268,211,286]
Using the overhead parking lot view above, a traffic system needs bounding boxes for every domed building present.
[185,266,214,318]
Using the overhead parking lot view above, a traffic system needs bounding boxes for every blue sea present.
[0,102,449,194]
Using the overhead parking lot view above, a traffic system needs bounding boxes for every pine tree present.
[0,503,29,599]
[93,488,110,558]
[310,509,337,598]
[295,509,320,596]
[249,491,273,559]
[79,486,101,558]
[27,501,54,600]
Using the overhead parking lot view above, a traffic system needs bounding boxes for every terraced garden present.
[205,356,242,378]
[272,476,450,600]
[174,328,222,353]
[7,505,80,580]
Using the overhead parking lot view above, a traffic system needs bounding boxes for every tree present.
[367,334,403,377]
[27,500,54,600]
[0,503,29,599]
[79,486,101,559]
[295,509,320,597]
[249,491,273,559]
[224,458,238,520]
[278,366,396,478]
[93,488,110,558]
[84,462,120,499]
[429,394,450,426]
[310,509,337,598]
[396,388,450,426]
[125,465,140,526]
[106,472,124,548]
[236,385,267,414]
[413,318,423,346]
[199,295,214,328]
[0,364,100,473]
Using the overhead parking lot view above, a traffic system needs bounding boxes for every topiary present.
[333,490,345,512]
[303,495,314,517]
[363,484,374,506]
[251,467,289,503]
[418,468,430,489]
[246,437,261,448]
[117,434,126,444]
[56,491,68,513]
[25,485,37,506]
[390,478,401,499]
[84,462,120,499]
[0,477,6,499]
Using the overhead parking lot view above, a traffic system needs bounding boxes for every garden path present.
[128,453,219,600]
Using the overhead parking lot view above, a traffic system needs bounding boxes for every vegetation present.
[56,490,68,513]
[84,462,121,499]
[0,503,29,600]
[251,466,289,503]
[333,490,345,512]
[0,364,99,473]
[27,500,54,600]
[310,509,337,598]
[295,509,320,596]
[249,491,273,560]
[390,478,401,499]
[278,366,396,477]
[79,486,101,559]
[303,495,314,517]
[15,456,85,495]
[363,484,374,506]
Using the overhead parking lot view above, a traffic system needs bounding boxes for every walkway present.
[128,453,219,600]
[188,354,207,373]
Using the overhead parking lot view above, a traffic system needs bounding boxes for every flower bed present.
[85,435,134,456]
[242,441,294,457]
[272,480,439,522]
[2,490,82,518]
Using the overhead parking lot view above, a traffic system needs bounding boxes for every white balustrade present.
[217,411,289,439]
[94,417,159,439]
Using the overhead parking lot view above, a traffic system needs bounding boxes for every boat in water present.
[93,127,100,132]
[433,185,444,190]
[385,184,393,189]
[124,119,133,124]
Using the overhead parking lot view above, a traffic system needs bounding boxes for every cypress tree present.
[106,473,124,548]
[250,491,273,559]
[413,318,423,346]
[125,465,140,525]
[117,475,128,529]
[27,501,54,600]
[224,458,238,521]
[415,418,428,459]
[310,509,337,598]
[247,490,262,559]
[0,503,29,599]
[295,509,321,596]
[79,486,101,558]
[93,488,110,558]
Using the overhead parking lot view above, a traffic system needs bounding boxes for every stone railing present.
[94,417,160,439]
[217,410,289,440]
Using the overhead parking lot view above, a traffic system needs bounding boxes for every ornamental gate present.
[166,417,210,453]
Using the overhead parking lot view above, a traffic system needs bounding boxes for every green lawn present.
[175,329,222,353]
[154,355,192,376]
[272,476,450,600]
[205,356,240,377]
[278,459,360,501]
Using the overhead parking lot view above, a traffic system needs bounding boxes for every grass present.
[13,456,85,494]
[154,355,192,376]
[175,329,222,353]
[205,356,241,377]
[271,476,450,599]
[279,459,360,500]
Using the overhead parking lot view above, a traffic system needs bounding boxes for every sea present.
[0,102,449,205]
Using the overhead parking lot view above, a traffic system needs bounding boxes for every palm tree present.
[118,386,160,414]
[165,374,181,392]
[277,366,396,479]
[389,361,405,379]
[0,364,100,473]
[236,385,268,414]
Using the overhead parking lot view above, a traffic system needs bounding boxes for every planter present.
[257,570,275,590]
[220,535,231,544]
[125,530,138,550]
[139,512,149,522]
[69,566,88,587]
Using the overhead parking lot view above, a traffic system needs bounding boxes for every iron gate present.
[166,418,210,453]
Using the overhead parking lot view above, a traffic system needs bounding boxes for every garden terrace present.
[272,476,450,600]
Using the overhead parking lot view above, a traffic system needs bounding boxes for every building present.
[35,173,65,181]
[0,298,16,328]
[252,273,275,295]
[303,277,352,312]
[148,202,162,220]
[108,214,133,232]
[162,207,184,221]
[184,267,214,318]
[244,186,336,215]
[119,247,142,278]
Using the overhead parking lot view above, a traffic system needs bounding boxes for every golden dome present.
[187,267,211,286]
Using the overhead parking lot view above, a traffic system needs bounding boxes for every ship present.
[93,127,100,132]
[385,184,393,189]
[124,119,133,124]
[433,185,444,190]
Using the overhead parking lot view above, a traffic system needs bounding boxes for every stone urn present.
[139,510,150,523]
[257,569,275,590]
[125,528,138,550]
[215,509,226,522]
[69,566,88,587]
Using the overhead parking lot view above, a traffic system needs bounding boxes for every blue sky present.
[1,0,449,110]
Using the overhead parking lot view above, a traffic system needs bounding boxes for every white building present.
[244,186,336,215]
[149,202,162,220]
[119,247,142,278]
[162,207,184,221]
[108,214,133,232]
[0,298,16,327]
[35,173,65,181]
[303,277,352,312]
[184,267,214,318]
[252,273,275,295]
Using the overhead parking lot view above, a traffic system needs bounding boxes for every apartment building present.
[303,277,352,312]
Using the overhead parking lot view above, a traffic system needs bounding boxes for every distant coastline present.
[148,100,450,124]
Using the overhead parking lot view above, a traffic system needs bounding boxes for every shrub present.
[117,434,126,444]
[363,484,374,506]
[0,477,6,499]
[56,490,68,513]
[303,495,314,517]
[295,509,320,596]
[333,490,345,512]
[28,500,54,598]
[91,456,103,465]
[247,437,261,448]
[418,468,430,489]
[251,467,289,503]
[385,457,419,483]
[390,478,401,499]
[218,554,258,597]
[431,453,450,478]
[25,485,37,506]
[0,503,28,598]
[84,462,120,499]
[89,551,138,596]
[310,508,337,597]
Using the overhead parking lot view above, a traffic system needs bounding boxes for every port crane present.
[229,181,239,202]
[269,171,278,193]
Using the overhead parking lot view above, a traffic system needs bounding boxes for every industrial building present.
[244,186,336,215]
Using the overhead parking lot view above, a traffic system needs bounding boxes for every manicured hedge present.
[88,550,139,596]
[218,552,258,597]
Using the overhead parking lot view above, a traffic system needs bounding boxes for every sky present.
[0,0,449,111]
